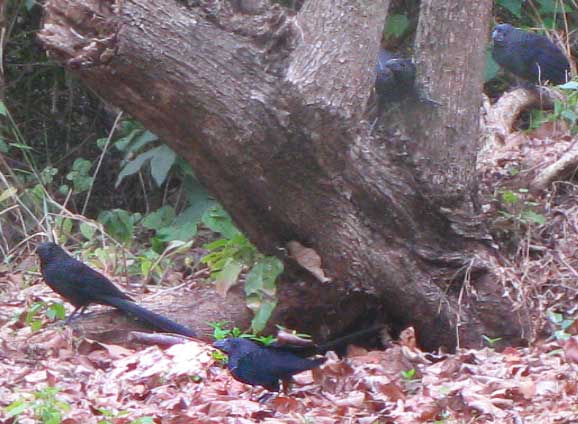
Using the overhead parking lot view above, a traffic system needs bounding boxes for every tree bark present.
[38,0,529,350]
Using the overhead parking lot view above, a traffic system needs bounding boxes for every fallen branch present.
[531,139,578,191]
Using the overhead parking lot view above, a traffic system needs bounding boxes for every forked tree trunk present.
[38,0,530,350]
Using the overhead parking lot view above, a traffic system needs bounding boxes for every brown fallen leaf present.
[286,241,331,283]
[564,336,578,365]
[519,379,536,400]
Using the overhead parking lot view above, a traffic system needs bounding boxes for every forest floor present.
[3,88,578,423]
[1,263,578,424]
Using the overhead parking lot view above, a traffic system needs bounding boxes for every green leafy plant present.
[497,189,546,228]
[482,334,503,348]
[202,206,284,333]
[5,387,71,424]
[25,302,67,331]
[209,321,244,341]
[64,158,93,194]
[547,310,574,341]
[401,368,418,381]
[209,321,275,344]
[96,408,154,424]
[114,122,176,188]
[384,14,410,38]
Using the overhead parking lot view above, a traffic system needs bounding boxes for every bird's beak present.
[492,30,503,43]
[213,340,227,351]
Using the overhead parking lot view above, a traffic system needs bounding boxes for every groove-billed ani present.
[369,48,416,131]
[213,325,383,391]
[213,337,326,391]
[36,242,196,338]
[375,51,416,106]
[492,23,570,85]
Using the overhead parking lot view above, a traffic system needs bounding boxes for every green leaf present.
[5,399,29,417]
[155,178,215,241]
[401,368,417,379]
[24,0,36,10]
[559,81,578,90]
[202,206,241,239]
[79,223,97,240]
[114,129,158,153]
[535,0,571,13]
[497,0,523,17]
[249,298,277,334]
[30,320,43,331]
[484,50,500,82]
[129,130,159,152]
[0,186,17,203]
[547,310,563,324]
[501,190,519,205]
[522,210,546,225]
[0,137,9,153]
[115,150,155,187]
[0,101,8,116]
[150,145,176,186]
[245,257,283,297]
[561,110,578,124]
[142,206,176,230]
[131,417,155,424]
[98,209,135,243]
[46,303,66,320]
[72,158,92,173]
[384,14,409,38]
[96,137,108,150]
[214,258,243,296]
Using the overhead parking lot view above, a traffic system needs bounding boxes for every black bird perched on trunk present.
[375,50,416,105]
[36,242,196,338]
[491,23,570,85]
[213,337,326,392]
[213,325,383,391]
[369,48,416,131]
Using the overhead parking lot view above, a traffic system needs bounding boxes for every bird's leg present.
[64,305,88,324]
[257,391,276,403]
[416,89,442,107]
[281,378,293,395]
[65,307,81,324]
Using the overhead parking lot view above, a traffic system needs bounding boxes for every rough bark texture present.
[39,0,529,350]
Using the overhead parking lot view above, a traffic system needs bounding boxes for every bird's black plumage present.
[374,49,416,106]
[213,326,383,391]
[491,23,570,85]
[368,48,416,131]
[36,242,196,338]
[213,338,325,391]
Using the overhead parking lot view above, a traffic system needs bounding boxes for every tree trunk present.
[38,0,530,350]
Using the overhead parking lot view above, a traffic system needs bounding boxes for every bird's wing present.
[246,348,324,378]
[59,258,133,301]
[232,351,280,390]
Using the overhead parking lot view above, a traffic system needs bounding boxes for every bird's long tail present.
[103,296,197,338]
[315,324,384,354]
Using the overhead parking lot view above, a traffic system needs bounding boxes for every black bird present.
[369,48,416,130]
[375,52,416,105]
[36,242,196,338]
[492,23,570,85]
[213,337,326,392]
[213,325,383,391]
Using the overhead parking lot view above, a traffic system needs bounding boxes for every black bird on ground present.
[36,242,196,338]
[213,337,326,392]
[491,23,570,85]
[213,325,383,391]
